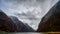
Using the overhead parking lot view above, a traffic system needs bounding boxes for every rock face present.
[37,1,60,32]
[10,16,35,32]
[0,10,35,32]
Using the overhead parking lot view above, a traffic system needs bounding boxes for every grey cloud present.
[0,0,59,30]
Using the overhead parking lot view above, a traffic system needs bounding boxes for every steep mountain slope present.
[0,10,17,32]
[0,9,35,32]
[37,1,60,32]
[10,16,35,32]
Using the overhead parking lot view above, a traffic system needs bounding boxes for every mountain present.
[10,16,35,32]
[37,1,60,32]
[0,10,17,32]
[0,9,35,32]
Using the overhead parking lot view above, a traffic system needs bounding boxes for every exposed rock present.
[37,1,60,32]
[10,16,35,32]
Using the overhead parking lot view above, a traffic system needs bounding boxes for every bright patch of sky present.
[0,0,59,30]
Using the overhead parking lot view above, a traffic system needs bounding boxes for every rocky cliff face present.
[0,10,35,32]
[37,1,60,32]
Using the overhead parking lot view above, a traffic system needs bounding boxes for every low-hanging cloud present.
[0,0,59,30]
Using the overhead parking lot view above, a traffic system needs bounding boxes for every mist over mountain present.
[0,10,35,32]
[10,16,35,32]
[0,0,59,30]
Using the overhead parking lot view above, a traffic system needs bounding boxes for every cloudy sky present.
[0,0,59,30]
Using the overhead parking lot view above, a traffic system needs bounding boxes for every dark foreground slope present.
[0,10,35,32]
[37,1,60,32]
